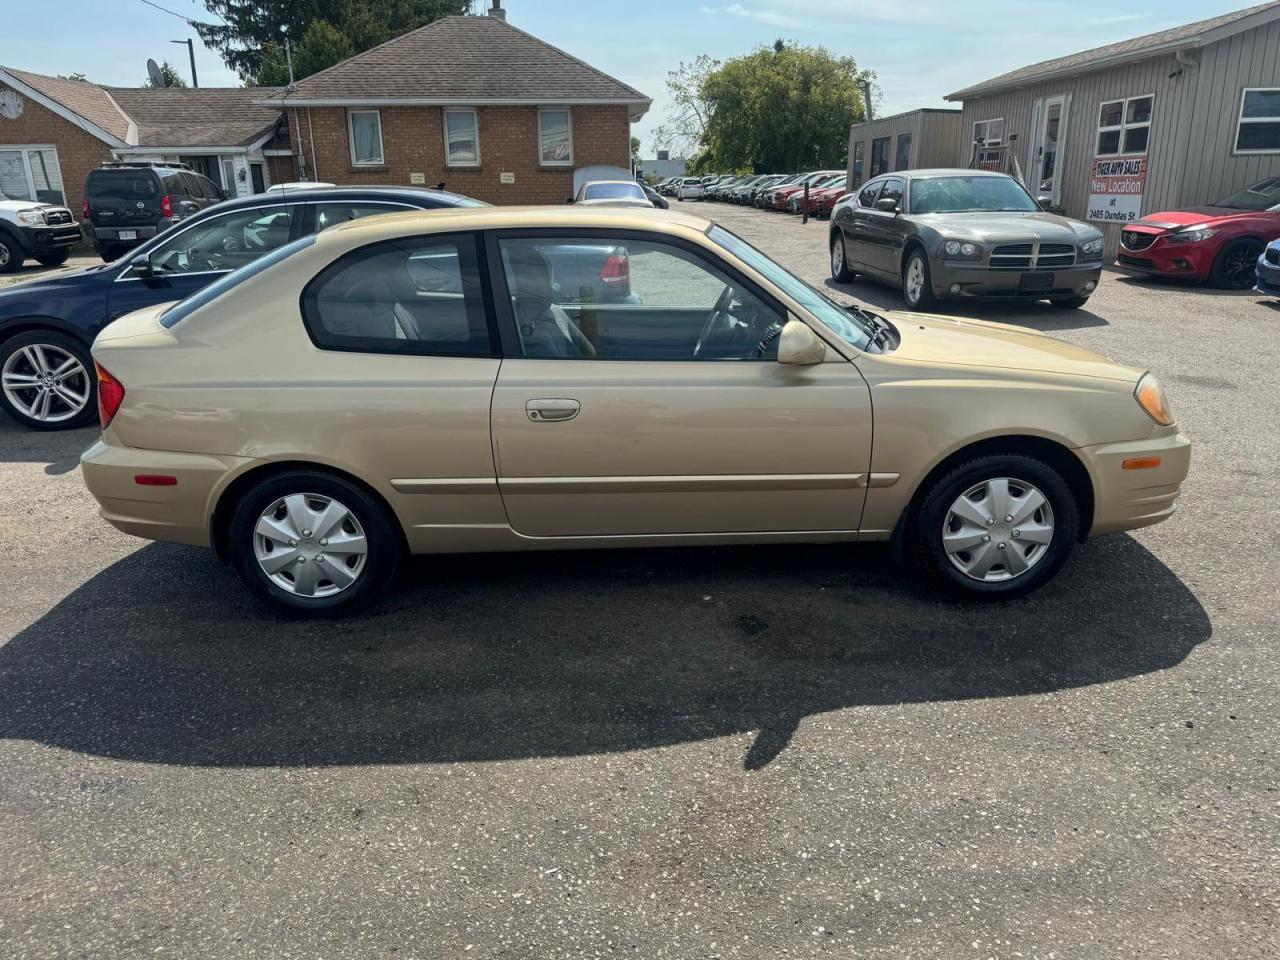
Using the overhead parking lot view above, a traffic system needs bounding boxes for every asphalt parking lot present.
[2,204,1278,958]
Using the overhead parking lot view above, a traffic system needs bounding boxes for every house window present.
[851,140,864,183]
[444,109,480,167]
[348,110,384,165]
[870,137,890,177]
[1236,88,1280,154]
[1096,95,1153,156]
[973,117,1005,146]
[538,109,573,166]
[895,133,912,172]
[0,145,65,205]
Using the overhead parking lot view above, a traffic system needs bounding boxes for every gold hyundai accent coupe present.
[80,206,1190,616]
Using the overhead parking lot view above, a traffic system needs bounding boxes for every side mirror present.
[566,197,575,204]
[129,253,154,278]
[875,196,900,214]
[777,318,826,366]
[1036,195,1053,210]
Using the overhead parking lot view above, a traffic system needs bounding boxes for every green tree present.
[651,55,718,158]
[143,60,188,88]
[197,0,470,84]
[58,72,89,82]
[630,136,641,161]
[680,42,871,173]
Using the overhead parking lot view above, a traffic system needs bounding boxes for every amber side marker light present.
[1123,457,1162,470]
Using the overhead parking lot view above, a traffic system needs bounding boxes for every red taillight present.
[600,253,630,286]
[82,198,90,219]
[160,194,173,218]
[95,362,125,430]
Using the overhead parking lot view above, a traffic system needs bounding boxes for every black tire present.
[830,233,855,283]
[1209,238,1264,290]
[902,247,938,310]
[910,453,1080,599]
[34,248,71,268]
[95,243,124,263]
[1051,295,1090,309]
[0,330,97,431]
[227,470,402,618]
[0,230,23,274]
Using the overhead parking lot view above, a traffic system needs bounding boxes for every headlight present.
[1081,238,1105,255]
[16,208,46,225]
[1135,373,1175,426]
[943,240,981,258]
[1168,228,1217,244]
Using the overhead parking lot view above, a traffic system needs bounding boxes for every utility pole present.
[170,38,197,87]
[858,78,874,122]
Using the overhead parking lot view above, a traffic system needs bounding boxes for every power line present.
[135,0,217,28]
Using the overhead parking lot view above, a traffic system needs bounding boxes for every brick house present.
[258,2,651,204]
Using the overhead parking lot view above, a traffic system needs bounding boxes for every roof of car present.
[219,185,481,208]
[320,205,714,241]
[872,169,1010,181]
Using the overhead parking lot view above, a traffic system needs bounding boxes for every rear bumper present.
[1255,254,1280,295]
[934,262,1104,301]
[1080,430,1192,536]
[81,221,170,244]
[80,438,252,548]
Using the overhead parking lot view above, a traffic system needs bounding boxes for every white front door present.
[1032,95,1069,206]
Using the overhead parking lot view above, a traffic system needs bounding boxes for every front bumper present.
[1080,429,1192,536]
[81,438,253,548]
[1115,241,1215,280]
[933,261,1104,301]
[1255,254,1280,295]
[17,222,82,253]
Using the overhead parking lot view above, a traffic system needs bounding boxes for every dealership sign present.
[1087,157,1147,223]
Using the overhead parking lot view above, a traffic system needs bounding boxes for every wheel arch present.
[0,316,89,347]
[889,433,1096,558]
[210,459,408,562]
[900,237,928,278]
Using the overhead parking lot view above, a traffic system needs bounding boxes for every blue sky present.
[0,0,1253,155]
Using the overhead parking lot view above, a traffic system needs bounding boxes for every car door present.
[487,229,873,538]
[835,178,883,272]
[107,202,303,321]
[859,176,908,279]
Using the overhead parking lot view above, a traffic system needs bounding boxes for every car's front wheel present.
[0,331,97,430]
[228,470,402,617]
[910,453,1080,598]
[1209,237,1264,289]
[902,248,937,309]
[0,231,23,274]
[34,248,71,268]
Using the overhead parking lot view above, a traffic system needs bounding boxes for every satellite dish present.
[146,58,166,87]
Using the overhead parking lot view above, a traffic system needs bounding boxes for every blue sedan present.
[0,186,483,430]
[1256,237,1280,297]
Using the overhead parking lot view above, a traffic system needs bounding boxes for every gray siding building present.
[942,2,1280,253]
[846,109,963,186]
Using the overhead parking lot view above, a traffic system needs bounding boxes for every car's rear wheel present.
[0,231,22,274]
[902,248,937,309]
[910,453,1080,598]
[228,470,402,617]
[0,331,96,430]
[1209,238,1264,290]
[830,233,856,283]
[34,248,71,268]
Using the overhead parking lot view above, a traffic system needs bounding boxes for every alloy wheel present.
[831,239,844,276]
[942,477,1055,582]
[0,241,10,268]
[1,343,91,423]
[905,257,926,304]
[253,493,369,598]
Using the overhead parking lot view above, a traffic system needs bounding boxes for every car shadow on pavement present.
[820,278,1111,332]
[0,419,95,475]
[0,534,1210,770]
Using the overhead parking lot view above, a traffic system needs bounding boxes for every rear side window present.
[301,234,493,357]
[161,234,316,329]
[87,170,159,201]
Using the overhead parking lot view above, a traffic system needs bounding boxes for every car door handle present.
[526,399,580,422]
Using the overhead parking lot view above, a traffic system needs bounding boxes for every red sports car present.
[1115,176,1280,289]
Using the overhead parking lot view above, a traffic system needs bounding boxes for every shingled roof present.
[1,67,133,142]
[947,1,1280,100]
[262,14,650,119]
[106,86,283,148]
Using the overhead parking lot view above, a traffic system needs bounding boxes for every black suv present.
[81,161,226,262]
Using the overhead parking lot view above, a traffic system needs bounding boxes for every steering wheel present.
[692,285,739,358]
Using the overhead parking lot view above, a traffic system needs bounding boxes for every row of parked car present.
[654,171,853,218]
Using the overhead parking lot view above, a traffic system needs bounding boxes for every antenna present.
[146,58,167,88]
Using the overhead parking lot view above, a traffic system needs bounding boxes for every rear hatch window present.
[86,171,161,223]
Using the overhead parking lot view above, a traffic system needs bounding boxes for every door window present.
[857,180,883,207]
[142,204,297,275]
[878,177,905,209]
[302,235,492,357]
[870,137,890,177]
[313,202,412,231]
[894,133,913,172]
[497,236,786,361]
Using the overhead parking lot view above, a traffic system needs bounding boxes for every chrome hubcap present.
[254,493,369,598]
[831,239,844,275]
[905,258,925,303]
[2,344,90,422]
[0,242,10,267]
[942,477,1054,583]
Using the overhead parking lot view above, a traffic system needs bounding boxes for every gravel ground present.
[1,203,1277,959]
[0,253,100,288]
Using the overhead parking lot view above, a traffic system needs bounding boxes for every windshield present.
[909,175,1038,215]
[1213,177,1280,211]
[584,182,646,201]
[160,234,315,329]
[710,225,872,351]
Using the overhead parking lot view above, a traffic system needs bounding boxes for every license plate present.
[118,230,137,241]
[1018,272,1053,293]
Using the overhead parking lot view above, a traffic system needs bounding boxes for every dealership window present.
[894,133,912,172]
[0,146,65,205]
[348,110,384,165]
[444,109,480,166]
[1096,95,1153,156]
[1236,88,1280,154]
[538,109,573,166]
[973,117,1005,146]
[851,140,864,183]
[870,137,890,177]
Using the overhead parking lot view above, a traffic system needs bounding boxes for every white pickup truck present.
[0,193,82,273]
